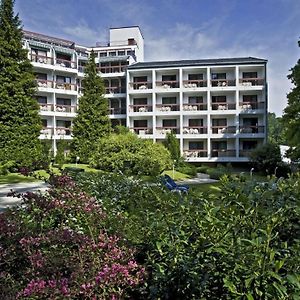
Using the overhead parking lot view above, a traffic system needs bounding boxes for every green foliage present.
[0,0,42,167]
[90,132,172,176]
[282,39,300,159]
[206,165,229,179]
[268,112,286,145]
[0,160,14,175]
[164,132,183,166]
[250,143,283,175]
[71,50,111,162]
[55,140,68,168]
[176,162,197,176]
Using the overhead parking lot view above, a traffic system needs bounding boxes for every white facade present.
[127,59,267,162]
[23,27,267,162]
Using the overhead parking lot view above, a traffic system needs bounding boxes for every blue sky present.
[15,0,300,116]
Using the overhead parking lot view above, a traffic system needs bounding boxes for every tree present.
[0,0,42,167]
[71,50,111,162]
[268,112,286,145]
[164,132,182,166]
[282,39,300,159]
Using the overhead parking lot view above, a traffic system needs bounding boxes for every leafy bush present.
[206,165,228,179]
[176,162,197,176]
[0,175,145,299]
[0,161,15,175]
[197,165,209,173]
[90,132,171,176]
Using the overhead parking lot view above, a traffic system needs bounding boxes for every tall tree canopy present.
[268,112,286,145]
[71,50,111,162]
[282,39,300,159]
[0,0,42,167]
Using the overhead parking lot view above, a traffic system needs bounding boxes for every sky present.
[15,0,300,116]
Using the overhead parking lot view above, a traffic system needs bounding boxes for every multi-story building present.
[127,58,267,162]
[23,26,267,163]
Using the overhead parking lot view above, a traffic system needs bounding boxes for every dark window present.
[56,53,71,61]
[212,96,226,103]
[243,95,258,102]
[189,141,204,150]
[109,51,116,57]
[212,73,226,79]
[243,72,257,79]
[31,48,47,56]
[99,52,107,57]
[118,50,125,56]
[127,50,135,56]
[212,118,227,126]
[162,97,176,104]
[134,76,147,82]
[57,98,71,105]
[188,74,203,80]
[133,98,147,105]
[188,96,203,103]
[163,119,177,127]
[57,120,71,128]
[37,96,47,104]
[42,119,47,127]
[243,118,258,126]
[134,120,147,127]
[212,141,227,150]
[56,76,71,83]
[35,73,47,80]
[189,119,203,127]
[162,75,176,81]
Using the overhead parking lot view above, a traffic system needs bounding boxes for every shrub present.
[206,165,228,179]
[0,175,145,299]
[0,161,15,175]
[197,165,208,173]
[90,132,171,176]
[176,162,197,176]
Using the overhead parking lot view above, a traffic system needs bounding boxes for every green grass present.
[190,182,222,195]
[163,170,191,181]
[0,173,38,184]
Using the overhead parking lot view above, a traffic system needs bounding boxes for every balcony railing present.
[30,54,53,65]
[130,127,153,135]
[41,127,53,135]
[183,103,207,111]
[129,105,153,113]
[156,104,180,112]
[55,105,77,113]
[156,127,180,134]
[39,104,54,112]
[109,107,126,115]
[211,126,236,134]
[239,78,264,86]
[182,126,208,134]
[184,150,208,158]
[211,102,236,110]
[129,81,153,90]
[105,87,125,94]
[97,65,127,74]
[156,80,179,89]
[56,127,72,136]
[36,79,54,88]
[56,58,77,69]
[239,102,265,110]
[55,82,77,91]
[239,126,265,134]
[183,80,207,88]
[211,79,236,87]
[211,149,236,157]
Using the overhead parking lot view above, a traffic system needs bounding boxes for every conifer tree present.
[72,50,111,162]
[0,0,42,167]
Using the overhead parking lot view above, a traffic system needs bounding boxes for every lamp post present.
[250,168,254,178]
[76,156,80,166]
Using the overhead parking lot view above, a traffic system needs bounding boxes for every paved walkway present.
[0,182,48,211]
[176,178,218,185]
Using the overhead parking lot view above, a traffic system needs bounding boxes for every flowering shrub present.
[0,175,145,299]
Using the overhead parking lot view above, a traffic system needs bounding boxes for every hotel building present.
[22,26,267,163]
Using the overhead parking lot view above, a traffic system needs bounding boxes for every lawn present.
[0,173,38,184]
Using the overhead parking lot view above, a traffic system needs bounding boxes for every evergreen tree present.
[0,0,42,167]
[164,132,182,166]
[282,39,300,159]
[72,50,111,162]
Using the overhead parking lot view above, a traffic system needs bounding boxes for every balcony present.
[239,126,265,134]
[211,126,236,134]
[239,150,254,157]
[56,58,77,69]
[55,105,77,113]
[211,149,236,157]
[211,102,236,110]
[40,127,53,135]
[183,126,208,134]
[39,104,54,112]
[105,87,125,94]
[30,54,53,65]
[156,104,180,112]
[239,102,265,110]
[97,65,127,74]
[156,80,179,89]
[156,127,180,134]
[109,107,126,115]
[36,79,54,89]
[129,105,153,113]
[184,149,208,158]
[183,103,207,111]
[239,78,264,86]
[55,82,77,91]
[211,79,236,87]
[129,81,153,90]
[130,127,153,135]
[56,127,72,136]
[183,80,207,88]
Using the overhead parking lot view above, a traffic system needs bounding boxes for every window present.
[134,120,148,127]
[212,96,226,103]
[57,120,71,128]
[31,48,47,57]
[243,95,257,103]
[56,76,71,84]
[162,75,176,81]
[37,96,47,104]
[134,76,147,82]
[162,97,176,104]
[35,73,47,80]
[128,38,136,45]
[99,52,107,57]
[188,74,203,80]
[118,50,125,56]
[162,119,177,127]
[56,98,71,106]
[133,98,147,105]
[212,118,227,126]
[243,118,258,126]
[109,51,116,57]
[189,141,204,150]
[243,141,257,150]
[243,72,257,79]
[127,50,135,56]
[212,141,227,150]
[56,53,71,61]
[189,119,203,127]
[42,119,48,127]
[188,96,203,104]
[211,73,226,79]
